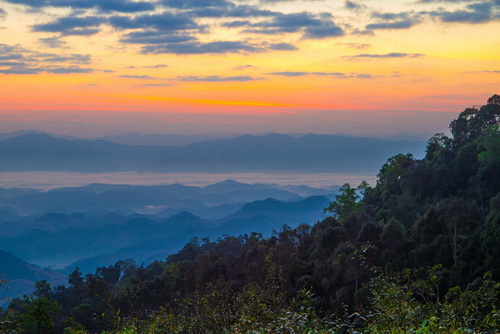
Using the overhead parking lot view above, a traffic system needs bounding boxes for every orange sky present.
[0,0,498,136]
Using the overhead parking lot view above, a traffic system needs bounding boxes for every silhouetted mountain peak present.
[165,211,202,222]
[204,179,250,191]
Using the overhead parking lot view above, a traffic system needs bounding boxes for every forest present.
[1,95,499,333]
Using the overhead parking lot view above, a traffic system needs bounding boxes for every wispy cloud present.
[233,65,255,70]
[0,43,95,75]
[141,40,262,55]
[38,36,68,48]
[134,83,174,88]
[336,42,370,49]
[366,19,422,30]
[0,65,95,75]
[145,64,168,68]
[265,71,404,79]
[119,75,158,80]
[344,1,368,12]
[344,52,425,59]
[3,0,155,13]
[177,75,261,82]
[365,11,423,30]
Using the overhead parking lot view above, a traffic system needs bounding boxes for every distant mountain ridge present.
[0,180,333,216]
[0,132,426,173]
[0,195,330,274]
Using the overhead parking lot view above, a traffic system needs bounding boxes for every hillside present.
[1,95,498,333]
[0,251,66,305]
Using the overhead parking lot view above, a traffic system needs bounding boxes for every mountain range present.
[0,132,426,173]
[0,195,330,275]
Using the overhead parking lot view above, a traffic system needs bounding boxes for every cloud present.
[0,43,96,75]
[267,71,358,78]
[469,70,500,73]
[46,66,94,74]
[268,42,299,50]
[426,1,500,23]
[266,71,351,77]
[233,65,255,70]
[366,19,422,29]
[38,36,68,48]
[222,20,252,28]
[0,61,27,66]
[144,64,168,68]
[344,1,368,12]
[134,83,174,87]
[350,28,375,36]
[372,12,416,21]
[109,12,202,32]
[84,0,155,13]
[0,54,24,61]
[266,71,407,79]
[40,53,91,64]
[243,12,345,39]
[267,71,309,76]
[344,52,425,59]
[161,0,234,9]
[32,16,106,36]
[303,22,345,39]
[119,74,158,80]
[109,13,205,55]
[0,66,43,74]
[365,11,423,30]
[127,64,169,69]
[248,12,324,33]
[3,0,155,13]
[177,75,260,82]
[140,40,262,54]
[187,5,276,18]
[0,44,29,59]
[336,42,370,49]
[417,0,479,3]
[265,71,363,78]
[120,31,197,45]
[0,65,95,74]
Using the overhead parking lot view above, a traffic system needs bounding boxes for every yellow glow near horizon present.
[0,0,498,135]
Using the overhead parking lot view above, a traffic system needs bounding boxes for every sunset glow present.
[0,0,498,136]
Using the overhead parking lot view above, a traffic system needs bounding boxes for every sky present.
[0,0,498,137]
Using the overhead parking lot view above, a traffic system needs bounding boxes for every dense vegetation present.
[1,95,499,333]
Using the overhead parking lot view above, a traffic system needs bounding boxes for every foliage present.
[1,95,499,333]
[366,267,499,333]
[325,181,370,221]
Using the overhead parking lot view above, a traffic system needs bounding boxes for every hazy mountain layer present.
[0,133,425,173]
[0,195,330,274]
[0,180,335,217]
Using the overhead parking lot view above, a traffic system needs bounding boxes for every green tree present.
[325,181,369,221]
[19,296,61,334]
